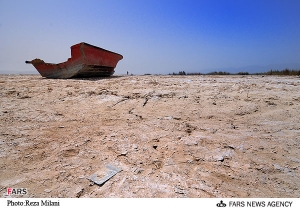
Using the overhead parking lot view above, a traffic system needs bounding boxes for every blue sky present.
[1,0,300,75]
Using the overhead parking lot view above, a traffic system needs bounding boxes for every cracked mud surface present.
[0,75,299,197]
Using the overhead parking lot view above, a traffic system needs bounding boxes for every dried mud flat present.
[0,74,299,198]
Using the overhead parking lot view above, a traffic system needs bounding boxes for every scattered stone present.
[174,185,185,194]
[133,168,144,174]
[173,116,181,120]
[76,188,84,198]
[164,116,173,120]
[132,144,138,151]
[210,129,217,134]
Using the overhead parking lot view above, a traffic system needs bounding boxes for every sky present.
[0,0,300,75]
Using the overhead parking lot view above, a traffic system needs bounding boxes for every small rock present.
[44,189,51,193]
[210,129,217,134]
[174,185,185,194]
[132,144,138,151]
[76,188,84,198]
[274,164,284,172]
[133,168,144,174]
[186,128,192,134]
[164,116,173,120]
[120,150,127,156]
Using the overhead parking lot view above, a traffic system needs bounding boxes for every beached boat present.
[25,42,123,78]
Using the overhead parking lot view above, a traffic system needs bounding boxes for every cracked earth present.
[0,75,299,197]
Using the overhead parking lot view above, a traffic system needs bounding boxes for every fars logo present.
[217,200,227,207]
[7,188,27,195]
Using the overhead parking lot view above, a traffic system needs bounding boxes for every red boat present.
[25,42,123,78]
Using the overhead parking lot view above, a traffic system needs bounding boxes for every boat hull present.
[26,42,123,79]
